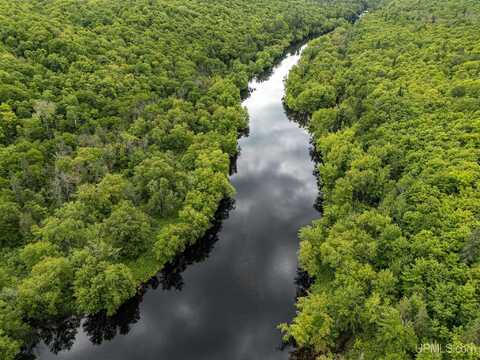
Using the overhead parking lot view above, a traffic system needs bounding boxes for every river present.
[34,43,319,360]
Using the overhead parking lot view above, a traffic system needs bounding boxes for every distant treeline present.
[282,0,480,358]
[0,0,373,357]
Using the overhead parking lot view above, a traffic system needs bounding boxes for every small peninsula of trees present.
[282,0,480,358]
[0,0,374,357]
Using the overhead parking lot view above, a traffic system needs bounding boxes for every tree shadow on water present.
[22,198,234,358]
[285,106,324,216]
[85,197,234,341]
[157,197,234,291]
[82,292,142,345]
[86,197,234,343]
[277,268,317,360]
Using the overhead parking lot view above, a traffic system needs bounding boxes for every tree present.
[19,241,60,269]
[0,299,29,359]
[35,202,90,251]
[206,77,240,107]
[102,201,152,259]
[310,108,340,135]
[76,173,134,216]
[133,155,186,216]
[18,257,74,320]
[279,293,333,353]
[0,103,17,144]
[74,259,136,315]
[0,332,21,360]
[0,200,21,247]
[295,83,336,113]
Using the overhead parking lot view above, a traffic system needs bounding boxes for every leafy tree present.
[0,103,17,144]
[294,83,337,113]
[17,257,74,320]
[0,332,21,360]
[18,241,60,270]
[102,201,153,259]
[74,258,136,316]
[0,200,21,247]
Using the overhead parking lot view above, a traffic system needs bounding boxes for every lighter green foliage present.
[18,257,74,320]
[283,0,480,357]
[74,259,136,316]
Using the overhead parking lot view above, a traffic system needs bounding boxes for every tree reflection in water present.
[156,198,234,292]
[23,317,81,359]
[279,93,320,360]
[82,292,142,346]
[285,105,324,217]
[22,198,234,358]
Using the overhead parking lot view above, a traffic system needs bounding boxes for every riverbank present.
[282,0,480,358]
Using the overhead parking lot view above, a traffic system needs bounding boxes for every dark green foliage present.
[282,0,480,358]
[102,201,152,259]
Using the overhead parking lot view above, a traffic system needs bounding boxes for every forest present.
[0,0,375,358]
[282,0,480,358]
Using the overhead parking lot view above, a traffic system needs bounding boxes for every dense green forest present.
[282,0,480,358]
[0,0,376,357]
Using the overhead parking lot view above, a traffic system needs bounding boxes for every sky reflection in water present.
[36,45,319,360]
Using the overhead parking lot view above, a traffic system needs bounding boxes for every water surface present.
[36,44,319,360]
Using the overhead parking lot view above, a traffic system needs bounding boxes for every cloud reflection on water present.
[34,45,319,360]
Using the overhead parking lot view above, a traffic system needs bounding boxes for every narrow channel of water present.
[35,44,319,360]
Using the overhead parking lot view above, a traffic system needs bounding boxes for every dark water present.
[35,45,319,360]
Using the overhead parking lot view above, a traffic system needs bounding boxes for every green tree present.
[18,257,74,319]
[74,258,136,315]
[102,201,152,259]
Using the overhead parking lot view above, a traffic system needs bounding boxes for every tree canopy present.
[282,0,480,358]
